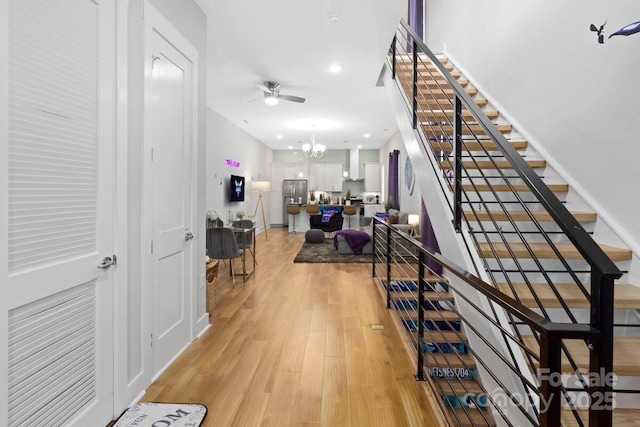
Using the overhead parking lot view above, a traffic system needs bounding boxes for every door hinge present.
[151,147,154,161]
[151,240,154,254]
[150,333,153,348]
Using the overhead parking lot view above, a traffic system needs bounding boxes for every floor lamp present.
[252,180,271,240]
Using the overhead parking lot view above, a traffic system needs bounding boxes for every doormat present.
[113,402,207,427]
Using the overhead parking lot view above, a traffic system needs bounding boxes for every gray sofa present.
[386,209,413,234]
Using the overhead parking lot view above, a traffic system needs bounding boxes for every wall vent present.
[7,282,97,427]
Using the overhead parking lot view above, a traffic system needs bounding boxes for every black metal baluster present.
[392,34,397,80]
[540,336,563,427]
[386,225,392,309]
[412,39,418,129]
[453,95,462,232]
[589,269,615,427]
[416,250,426,381]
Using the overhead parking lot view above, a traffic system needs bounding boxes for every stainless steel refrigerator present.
[282,179,308,226]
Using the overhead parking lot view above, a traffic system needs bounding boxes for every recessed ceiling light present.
[357,145,362,149]
[288,145,293,149]
[329,64,342,73]
[277,134,283,139]
[363,133,370,138]
[328,15,341,25]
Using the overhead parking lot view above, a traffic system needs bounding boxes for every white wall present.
[206,108,273,231]
[425,0,640,251]
[379,130,423,215]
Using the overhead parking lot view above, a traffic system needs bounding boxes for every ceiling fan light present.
[264,95,278,106]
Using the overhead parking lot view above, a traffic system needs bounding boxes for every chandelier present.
[302,134,326,158]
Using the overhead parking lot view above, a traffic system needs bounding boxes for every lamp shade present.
[251,180,271,192]
[408,214,420,226]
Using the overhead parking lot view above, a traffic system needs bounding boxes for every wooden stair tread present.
[461,183,569,193]
[438,159,547,170]
[522,336,640,376]
[404,310,461,322]
[400,81,479,98]
[561,408,640,427]
[390,291,455,301]
[432,140,528,151]
[422,98,488,108]
[414,78,470,87]
[497,283,640,309]
[395,61,454,71]
[448,407,496,426]
[422,123,513,134]
[477,241,632,261]
[418,109,499,120]
[422,330,468,343]
[465,210,597,222]
[436,378,484,395]
[423,351,475,368]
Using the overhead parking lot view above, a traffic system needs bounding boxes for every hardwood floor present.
[128,228,442,426]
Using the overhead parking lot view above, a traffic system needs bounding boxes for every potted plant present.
[236,210,245,220]
[345,188,351,205]
[309,189,316,204]
[384,196,393,212]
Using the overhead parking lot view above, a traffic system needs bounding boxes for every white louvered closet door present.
[2,1,115,427]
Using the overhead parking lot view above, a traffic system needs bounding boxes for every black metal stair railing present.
[382,20,626,427]
[372,219,599,426]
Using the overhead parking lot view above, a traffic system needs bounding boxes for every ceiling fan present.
[257,81,306,105]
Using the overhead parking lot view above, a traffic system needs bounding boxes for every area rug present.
[113,402,207,427]
[294,238,372,263]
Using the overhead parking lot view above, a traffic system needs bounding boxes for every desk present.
[231,225,256,282]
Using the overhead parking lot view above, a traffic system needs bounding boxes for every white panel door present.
[145,5,197,376]
[1,1,115,426]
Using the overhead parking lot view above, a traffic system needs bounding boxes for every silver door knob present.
[185,232,194,241]
[97,256,116,269]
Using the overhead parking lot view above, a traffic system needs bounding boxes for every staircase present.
[378,21,640,427]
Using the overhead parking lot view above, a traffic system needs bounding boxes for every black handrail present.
[397,20,622,280]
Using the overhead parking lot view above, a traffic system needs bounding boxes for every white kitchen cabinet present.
[308,163,322,191]
[308,162,343,191]
[271,162,284,186]
[270,190,283,225]
[324,163,343,191]
[364,162,380,192]
[283,162,308,179]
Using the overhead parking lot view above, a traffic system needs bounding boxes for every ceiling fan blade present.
[279,94,306,103]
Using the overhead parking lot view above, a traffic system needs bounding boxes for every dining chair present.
[206,227,243,285]
[231,219,257,264]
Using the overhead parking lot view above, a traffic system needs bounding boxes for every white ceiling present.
[194,0,406,151]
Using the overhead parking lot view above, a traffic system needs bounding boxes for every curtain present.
[408,0,424,40]
[420,198,442,275]
[388,150,400,210]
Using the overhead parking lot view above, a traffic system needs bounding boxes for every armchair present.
[309,212,343,233]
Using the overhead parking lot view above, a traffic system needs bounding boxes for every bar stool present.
[287,204,301,233]
[343,205,357,229]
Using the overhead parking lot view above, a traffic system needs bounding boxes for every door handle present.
[185,232,194,241]
[97,255,116,269]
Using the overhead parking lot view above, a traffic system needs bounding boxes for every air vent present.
[8,282,97,427]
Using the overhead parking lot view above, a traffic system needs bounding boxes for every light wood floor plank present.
[125,228,442,427]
